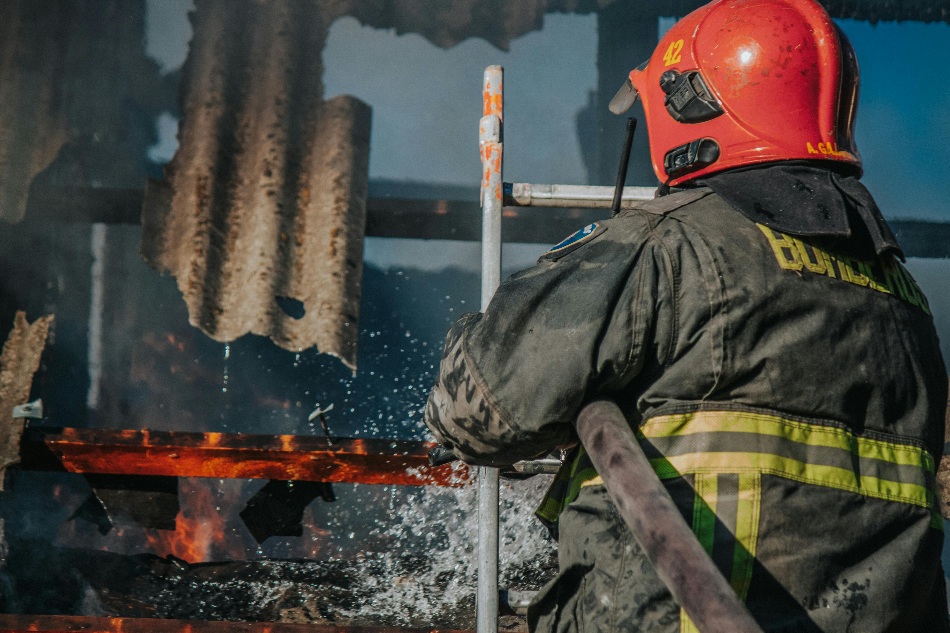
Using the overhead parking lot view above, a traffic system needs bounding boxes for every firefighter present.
[424,0,948,630]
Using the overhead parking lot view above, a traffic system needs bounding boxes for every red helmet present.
[609,0,861,187]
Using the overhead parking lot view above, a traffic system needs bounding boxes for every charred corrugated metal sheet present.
[0,312,53,490]
[0,1,163,224]
[349,0,549,50]
[142,0,371,370]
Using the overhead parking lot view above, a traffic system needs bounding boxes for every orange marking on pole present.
[483,93,503,118]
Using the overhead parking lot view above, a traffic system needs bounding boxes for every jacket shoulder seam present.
[619,187,714,218]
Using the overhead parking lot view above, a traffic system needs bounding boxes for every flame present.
[145,478,242,563]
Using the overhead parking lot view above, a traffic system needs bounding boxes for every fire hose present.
[576,399,764,633]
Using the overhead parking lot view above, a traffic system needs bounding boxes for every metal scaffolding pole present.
[477,65,503,633]
[473,64,654,632]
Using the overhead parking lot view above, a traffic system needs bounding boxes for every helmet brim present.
[608,78,639,114]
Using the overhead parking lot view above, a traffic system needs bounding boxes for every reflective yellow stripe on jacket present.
[637,410,936,512]
[536,409,941,631]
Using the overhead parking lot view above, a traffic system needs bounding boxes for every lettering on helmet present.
[663,40,684,67]
[757,225,931,315]
[806,141,854,159]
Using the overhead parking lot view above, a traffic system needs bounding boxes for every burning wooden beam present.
[0,615,473,633]
[20,427,469,488]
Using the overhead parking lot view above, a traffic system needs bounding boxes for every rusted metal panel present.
[0,311,53,490]
[21,427,470,488]
[0,615,473,633]
[142,0,371,371]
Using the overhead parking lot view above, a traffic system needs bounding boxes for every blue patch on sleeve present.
[543,223,606,261]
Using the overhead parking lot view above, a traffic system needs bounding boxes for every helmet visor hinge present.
[660,70,724,124]
[664,138,721,178]
[609,78,640,115]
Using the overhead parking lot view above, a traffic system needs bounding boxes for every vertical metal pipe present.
[86,223,107,410]
[477,64,503,633]
[480,65,503,301]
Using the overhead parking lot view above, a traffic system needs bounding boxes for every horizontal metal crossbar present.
[504,182,654,208]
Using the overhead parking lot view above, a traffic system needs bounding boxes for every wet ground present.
[0,543,553,630]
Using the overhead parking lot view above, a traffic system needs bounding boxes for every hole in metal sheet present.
[275,296,306,320]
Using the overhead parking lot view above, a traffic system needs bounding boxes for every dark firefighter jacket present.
[424,183,948,632]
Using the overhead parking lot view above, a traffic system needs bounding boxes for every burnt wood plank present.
[0,614,473,633]
[19,427,470,487]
